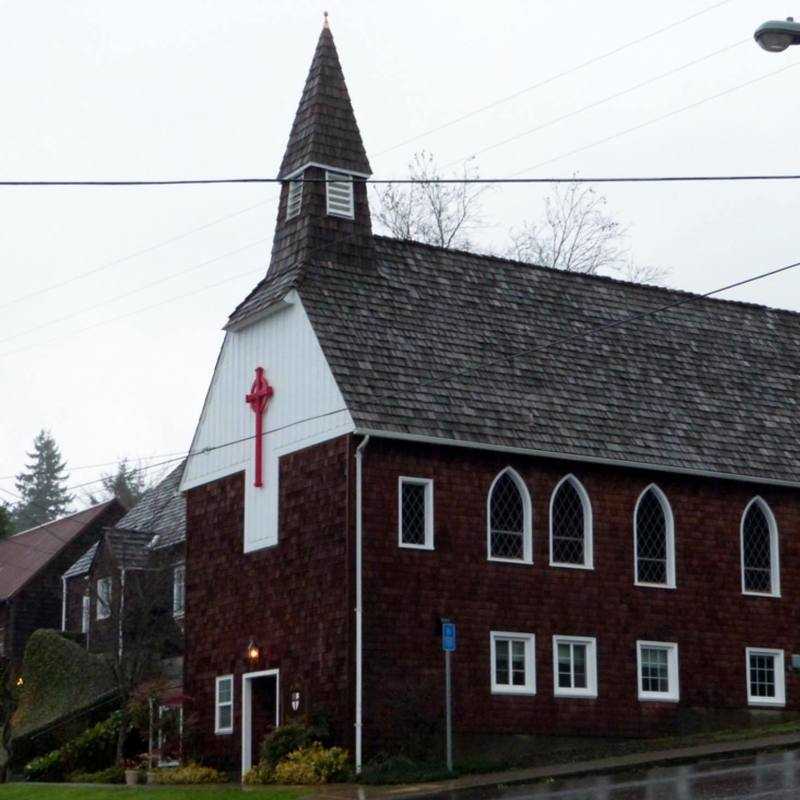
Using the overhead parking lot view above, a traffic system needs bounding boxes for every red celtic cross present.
[245,367,274,488]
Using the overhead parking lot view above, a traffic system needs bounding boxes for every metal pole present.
[445,650,453,772]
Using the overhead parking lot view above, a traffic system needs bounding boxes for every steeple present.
[278,17,371,180]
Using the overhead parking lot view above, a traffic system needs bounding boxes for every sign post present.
[441,619,456,772]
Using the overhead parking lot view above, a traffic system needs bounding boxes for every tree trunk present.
[116,710,128,765]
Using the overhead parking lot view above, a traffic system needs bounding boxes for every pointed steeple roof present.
[278,20,372,179]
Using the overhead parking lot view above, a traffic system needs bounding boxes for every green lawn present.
[0,787,302,800]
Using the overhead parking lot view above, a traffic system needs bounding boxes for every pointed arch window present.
[487,468,532,563]
[741,498,780,597]
[549,475,593,569]
[634,486,675,588]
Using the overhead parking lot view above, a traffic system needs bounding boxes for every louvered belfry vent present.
[286,178,303,220]
[326,171,355,218]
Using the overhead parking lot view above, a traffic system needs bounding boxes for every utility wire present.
[0,236,270,347]
[0,451,188,482]
[444,37,748,169]
[0,194,277,311]
[371,0,737,157]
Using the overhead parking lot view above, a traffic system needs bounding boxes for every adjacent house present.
[62,462,186,765]
[0,500,124,664]
[180,20,800,775]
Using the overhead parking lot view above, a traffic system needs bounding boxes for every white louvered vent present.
[326,171,354,219]
[286,178,303,220]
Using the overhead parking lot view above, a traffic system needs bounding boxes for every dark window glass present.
[552,480,586,564]
[749,653,776,698]
[636,489,668,584]
[401,482,427,545]
[743,503,773,593]
[490,473,525,560]
[641,647,670,693]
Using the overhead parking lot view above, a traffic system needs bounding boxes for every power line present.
[0,236,271,347]
[511,58,800,179]
[0,194,278,311]
[444,37,748,169]
[371,0,737,158]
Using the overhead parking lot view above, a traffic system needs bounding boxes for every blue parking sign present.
[442,621,457,652]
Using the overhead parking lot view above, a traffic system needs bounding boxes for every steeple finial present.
[323,10,329,29]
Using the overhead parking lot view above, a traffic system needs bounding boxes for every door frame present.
[241,668,280,776]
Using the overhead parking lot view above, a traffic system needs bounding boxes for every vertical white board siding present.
[181,291,355,551]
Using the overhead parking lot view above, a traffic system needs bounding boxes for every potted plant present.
[122,758,141,786]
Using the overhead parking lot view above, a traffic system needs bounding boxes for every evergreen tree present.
[96,459,147,510]
[12,430,73,531]
[0,504,12,539]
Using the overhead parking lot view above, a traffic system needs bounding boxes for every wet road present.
[422,749,800,800]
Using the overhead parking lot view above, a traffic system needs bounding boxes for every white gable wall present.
[181,291,354,552]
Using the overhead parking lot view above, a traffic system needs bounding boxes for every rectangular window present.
[490,632,535,695]
[325,171,354,218]
[746,648,785,706]
[286,178,303,219]
[173,564,186,618]
[637,640,679,702]
[96,578,112,621]
[215,675,234,734]
[81,594,91,634]
[553,636,598,698]
[398,477,434,549]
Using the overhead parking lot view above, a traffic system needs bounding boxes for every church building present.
[181,19,800,775]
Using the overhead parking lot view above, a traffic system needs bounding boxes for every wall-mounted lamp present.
[16,677,24,687]
[246,639,260,662]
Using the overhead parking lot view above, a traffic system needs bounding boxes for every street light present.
[754,17,800,52]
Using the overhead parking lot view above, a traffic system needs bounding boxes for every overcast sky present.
[1,0,799,507]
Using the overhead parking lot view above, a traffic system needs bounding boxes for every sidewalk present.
[313,731,800,800]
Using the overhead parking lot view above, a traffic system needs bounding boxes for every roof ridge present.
[373,234,800,319]
[10,499,115,538]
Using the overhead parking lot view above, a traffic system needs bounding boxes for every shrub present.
[360,753,453,785]
[272,743,350,785]
[243,763,274,785]
[150,763,225,784]
[259,724,318,768]
[24,712,122,782]
[24,749,64,782]
[67,766,125,784]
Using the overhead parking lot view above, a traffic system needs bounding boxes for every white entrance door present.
[241,669,280,776]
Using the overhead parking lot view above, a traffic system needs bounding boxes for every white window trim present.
[286,178,303,220]
[490,631,536,695]
[173,563,186,618]
[552,635,598,698]
[740,497,781,598]
[633,484,676,589]
[398,477,434,550]
[81,594,91,634]
[325,171,355,219]
[157,704,183,767]
[746,647,786,707]
[96,577,112,621]
[487,467,533,565]
[214,675,234,735]
[637,640,680,702]
[549,474,593,570]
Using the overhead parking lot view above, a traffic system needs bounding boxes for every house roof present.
[115,460,186,550]
[105,529,154,570]
[0,501,121,601]
[62,542,99,580]
[297,237,800,485]
[277,23,371,180]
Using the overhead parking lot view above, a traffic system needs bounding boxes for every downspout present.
[61,577,67,632]
[354,434,370,774]
[118,569,126,660]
